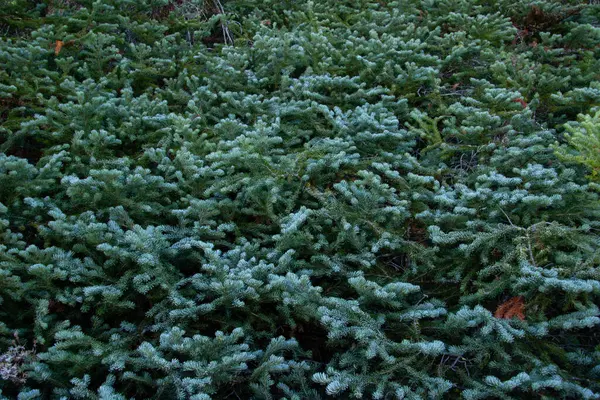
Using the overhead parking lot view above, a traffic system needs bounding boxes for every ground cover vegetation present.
[1,0,600,398]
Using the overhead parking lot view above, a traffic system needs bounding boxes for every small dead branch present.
[212,0,233,45]
[438,353,472,377]
[0,332,37,385]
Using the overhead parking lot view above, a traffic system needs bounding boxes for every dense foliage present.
[1,0,600,398]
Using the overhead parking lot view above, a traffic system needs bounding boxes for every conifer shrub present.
[1,0,600,398]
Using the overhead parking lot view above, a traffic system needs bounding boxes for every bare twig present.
[526,230,537,267]
[213,0,233,45]
[498,206,516,227]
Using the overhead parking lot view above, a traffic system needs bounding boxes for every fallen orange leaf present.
[494,296,525,320]
[55,40,64,55]
[513,98,528,108]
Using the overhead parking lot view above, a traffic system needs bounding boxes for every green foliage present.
[1,0,600,398]
[555,108,600,182]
